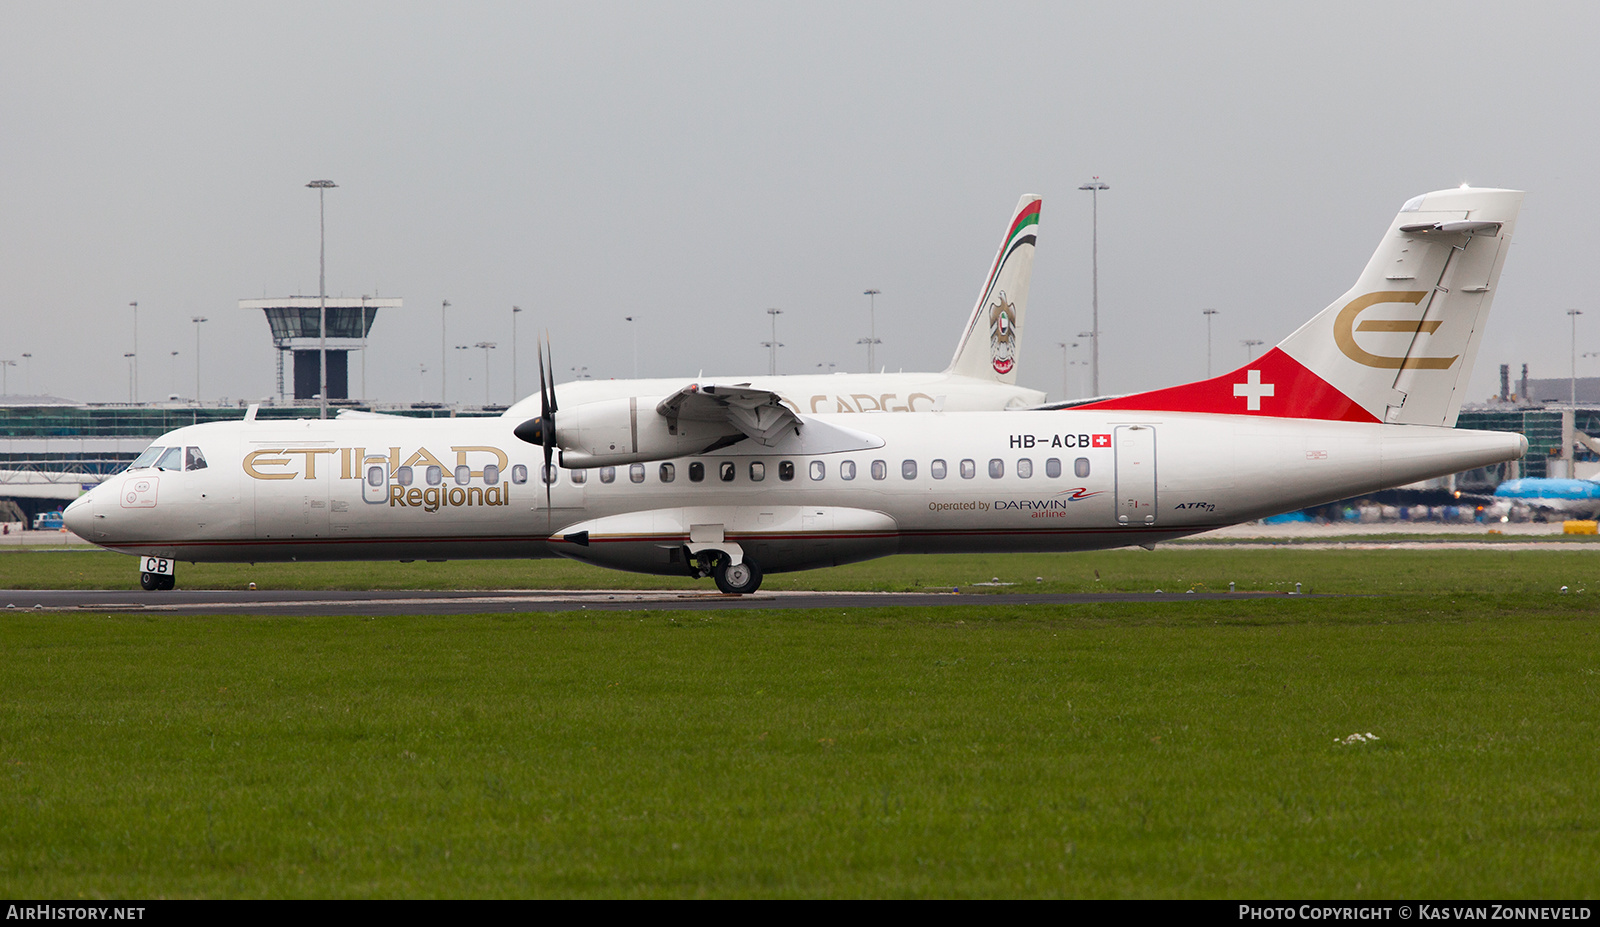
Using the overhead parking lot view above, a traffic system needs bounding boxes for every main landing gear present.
[713,558,763,595]
[689,548,764,595]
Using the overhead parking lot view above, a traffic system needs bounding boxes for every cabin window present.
[988,458,1004,479]
[599,466,616,484]
[129,446,164,470]
[1075,457,1090,478]
[454,465,471,486]
[871,460,887,480]
[426,465,443,486]
[840,460,856,481]
[719,461,736,482]
[569,468,587,484]
[931,459,947,479]
[1016,458,1033,479]
[659,463,675,483]
[483,464,500,485]
[779,461,795,481]
[396,466,415,486]
[689,462,705,482]
[629,463,646,483]
[185,447,208,471]
[542,464,558,485]
[155,447,184,471]
[749,461,765,481]
[809,460,826,481]
[960,459,976,479]
[366,465,385,488]
[901,459,917,479]
[1045,458,1062,478]
[510,464,528,485]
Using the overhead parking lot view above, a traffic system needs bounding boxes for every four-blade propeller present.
[512,338,559,522]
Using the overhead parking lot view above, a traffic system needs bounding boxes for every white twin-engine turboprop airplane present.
[68,187,1527,594]
[503,193,1046,417]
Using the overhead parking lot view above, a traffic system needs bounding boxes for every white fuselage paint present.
[67,411,1526,575]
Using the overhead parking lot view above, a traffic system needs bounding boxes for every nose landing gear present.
[139,570,175,591]
[139,556,176,591]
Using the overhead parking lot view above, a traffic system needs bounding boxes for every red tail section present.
[1073,348,1378,422]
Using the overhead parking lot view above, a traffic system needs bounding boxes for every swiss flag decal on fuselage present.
[1072,348,1379,422]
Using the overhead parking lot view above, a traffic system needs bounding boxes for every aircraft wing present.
[656,383,800,446]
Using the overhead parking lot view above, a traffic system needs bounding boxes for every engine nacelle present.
[555,397,743,468]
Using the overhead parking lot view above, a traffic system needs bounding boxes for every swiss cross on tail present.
[1074,348,1376,421]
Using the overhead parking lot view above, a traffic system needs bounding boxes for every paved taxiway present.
[5,588,1304,617]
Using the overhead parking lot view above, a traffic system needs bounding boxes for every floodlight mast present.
[1202,309,1219,378]
[1078,178,1109,395]
[862,289,882,372]
[306,180,337,419]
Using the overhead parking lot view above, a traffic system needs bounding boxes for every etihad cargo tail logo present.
[1334,291,1459,370]
[989,292,1018,375]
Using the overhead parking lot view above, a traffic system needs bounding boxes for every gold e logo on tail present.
[1333,291,1458,370]
[989,293,1017,375]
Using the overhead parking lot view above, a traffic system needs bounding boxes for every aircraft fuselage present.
[68,411,1525,574]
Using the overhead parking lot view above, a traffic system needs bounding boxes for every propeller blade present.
[539,338,555,520]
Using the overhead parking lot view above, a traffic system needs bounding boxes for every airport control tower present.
[242,296,402,401]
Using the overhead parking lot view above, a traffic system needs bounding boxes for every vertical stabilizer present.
[1075,187,1522,426]
[946,195,1041,383]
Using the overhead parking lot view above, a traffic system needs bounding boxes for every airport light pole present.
[0,359,13,396]
[1078,178,1109,395]
[765,308,783,375]
[625,315,638,377]
[476,342,496,405]
[511,306,522,400]
[123,354,135,402]
[1203,309,1219,378]
[862,290,881,373]
[169,351,179,400]
[20,353,30,395]
[128,301,138,402]
[1568,309,1583,407]
[1058,341,1071,401]
[440,300,451,403]
[191,316,207,401]
[306,180,337,419]
[1242,339,1264,362]
[455,345,470,400]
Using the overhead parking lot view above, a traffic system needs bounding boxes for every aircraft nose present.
[62,491,95,538]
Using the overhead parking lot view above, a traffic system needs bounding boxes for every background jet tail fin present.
[1074,187,1523,426]
[945,194,1041,384]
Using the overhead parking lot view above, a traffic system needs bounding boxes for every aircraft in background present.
[1492,477,1600,519]
[503,194,1046,419]
[67,186,1527,593]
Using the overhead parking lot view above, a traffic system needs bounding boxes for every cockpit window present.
[186,447,208,471]
[155,447,184,470]
[128,446,165,470]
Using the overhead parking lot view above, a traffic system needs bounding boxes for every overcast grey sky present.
[4,1,1598,407]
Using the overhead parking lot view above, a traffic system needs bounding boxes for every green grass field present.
[2,548,1598,898]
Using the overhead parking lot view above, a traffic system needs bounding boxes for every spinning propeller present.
[512,337,559,523]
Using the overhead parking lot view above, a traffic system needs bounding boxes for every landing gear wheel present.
[140,572,175,591]
[712,558,763,595]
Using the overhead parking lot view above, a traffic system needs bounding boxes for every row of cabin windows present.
[379,463,529,488]
[560,457,1092,486]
